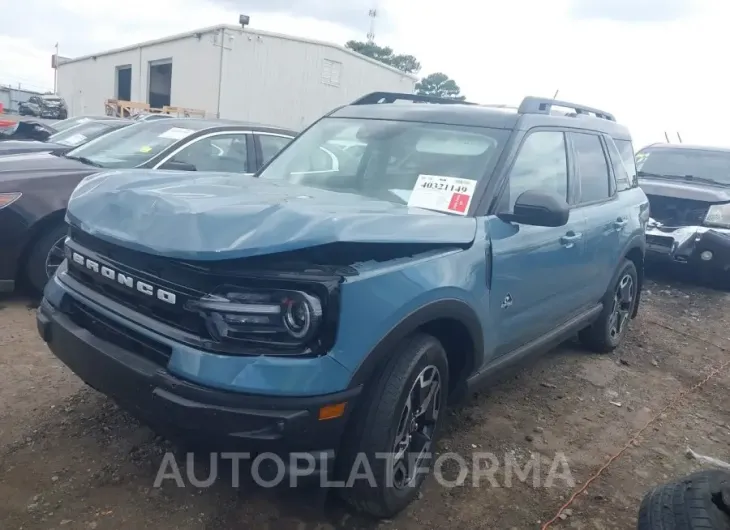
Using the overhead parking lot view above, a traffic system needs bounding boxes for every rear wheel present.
[579,259,638,353]
[336,333,449,518]
[26,223,68,293]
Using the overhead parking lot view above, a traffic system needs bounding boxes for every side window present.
[614,139,638,188]
[571,132,611,203]
[171,134,249,173]
[259,134,293,165]
[506,131,568,211]
[605,137,631,192]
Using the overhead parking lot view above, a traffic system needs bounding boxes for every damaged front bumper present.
[645,218,730,274]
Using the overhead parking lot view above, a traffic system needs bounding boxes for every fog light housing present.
[700,250,713,261]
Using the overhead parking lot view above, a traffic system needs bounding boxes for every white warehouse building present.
[56,25,418,130]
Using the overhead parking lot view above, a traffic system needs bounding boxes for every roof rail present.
[351,91,476,106]
[518,96,616,121]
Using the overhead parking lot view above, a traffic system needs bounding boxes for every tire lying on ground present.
[637,469,730,529]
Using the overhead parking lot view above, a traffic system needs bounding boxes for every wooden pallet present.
[104,99,206,119]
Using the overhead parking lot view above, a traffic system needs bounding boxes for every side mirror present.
[159,160,197,171]
[497,190,569,227]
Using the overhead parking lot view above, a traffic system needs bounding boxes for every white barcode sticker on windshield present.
[407,174,476,215]
[158,127,194,140]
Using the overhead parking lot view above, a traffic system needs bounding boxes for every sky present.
[0,0,727,149]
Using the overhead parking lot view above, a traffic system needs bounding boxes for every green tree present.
[415,72,466,100]
[345,40,421,74]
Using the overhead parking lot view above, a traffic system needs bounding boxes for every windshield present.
[637,148,730,186]
[257,117,508,208]
[64,120,206,169]
[48,121,120,147]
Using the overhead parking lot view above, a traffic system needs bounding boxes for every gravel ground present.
[0,274,728,529]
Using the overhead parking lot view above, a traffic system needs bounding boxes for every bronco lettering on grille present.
[71,252,177,305]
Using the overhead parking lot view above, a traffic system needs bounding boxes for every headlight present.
[704,203,730,229]
[186,286,325,350]
[0,192,22,209]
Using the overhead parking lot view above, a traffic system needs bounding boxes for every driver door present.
[487,129,590,357]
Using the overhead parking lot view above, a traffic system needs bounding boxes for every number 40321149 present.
[422,181,469,193]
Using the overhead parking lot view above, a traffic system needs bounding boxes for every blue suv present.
[37,92,648,517]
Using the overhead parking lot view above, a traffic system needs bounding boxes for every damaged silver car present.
[637,143,730,282]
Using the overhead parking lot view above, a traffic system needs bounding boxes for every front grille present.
[65,229,209,337]
[646,194,710,226]
[63,296,172,366]
[62,228,341,356]
[66,265,206,336]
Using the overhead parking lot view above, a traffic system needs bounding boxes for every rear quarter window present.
[613,139,638,189]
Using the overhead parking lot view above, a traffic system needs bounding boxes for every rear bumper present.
[37,293,361,475]
[646,222,730,274]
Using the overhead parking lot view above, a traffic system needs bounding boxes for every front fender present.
[327,245,487,389]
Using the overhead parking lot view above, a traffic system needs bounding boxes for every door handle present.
[613,218,628,230]
[560,232,582,248]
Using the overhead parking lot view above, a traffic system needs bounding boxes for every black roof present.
[639,143,730,154]
[331,92,631,140]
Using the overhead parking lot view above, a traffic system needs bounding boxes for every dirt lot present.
[1,274,728,530]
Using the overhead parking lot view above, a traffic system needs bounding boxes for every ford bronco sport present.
[37,92,648,517]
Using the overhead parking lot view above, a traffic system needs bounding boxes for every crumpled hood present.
[66,170,477,260]
[640,177,730,203]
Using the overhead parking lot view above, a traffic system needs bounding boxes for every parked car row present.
[0,117,131,156]
[0,117,297,292]
[2,92,728,519]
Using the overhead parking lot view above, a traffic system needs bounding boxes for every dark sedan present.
[0,118,131,156]
[0,118,297,293]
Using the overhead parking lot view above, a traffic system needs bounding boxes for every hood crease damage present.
[65,170,477,262]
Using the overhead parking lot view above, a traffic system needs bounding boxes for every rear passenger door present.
[568,132,622,302]
[488,129,590,357]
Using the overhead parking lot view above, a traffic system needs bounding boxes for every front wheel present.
[26,223,68,293]
[337,333,449,518]
[579,259,638,353]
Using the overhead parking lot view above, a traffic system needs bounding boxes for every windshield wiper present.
[638,171,726,186]
[637,171,675,179]
[63,155,104,168]
[680,174,728,186]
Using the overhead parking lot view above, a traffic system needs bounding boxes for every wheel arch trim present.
[348,298,485,390]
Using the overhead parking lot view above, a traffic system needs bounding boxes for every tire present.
[579,258,638,353]
[637,470,730,529]
[26,222,69,293]
[336,333,449,518]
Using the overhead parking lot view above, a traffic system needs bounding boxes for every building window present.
[322,59,342,87]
